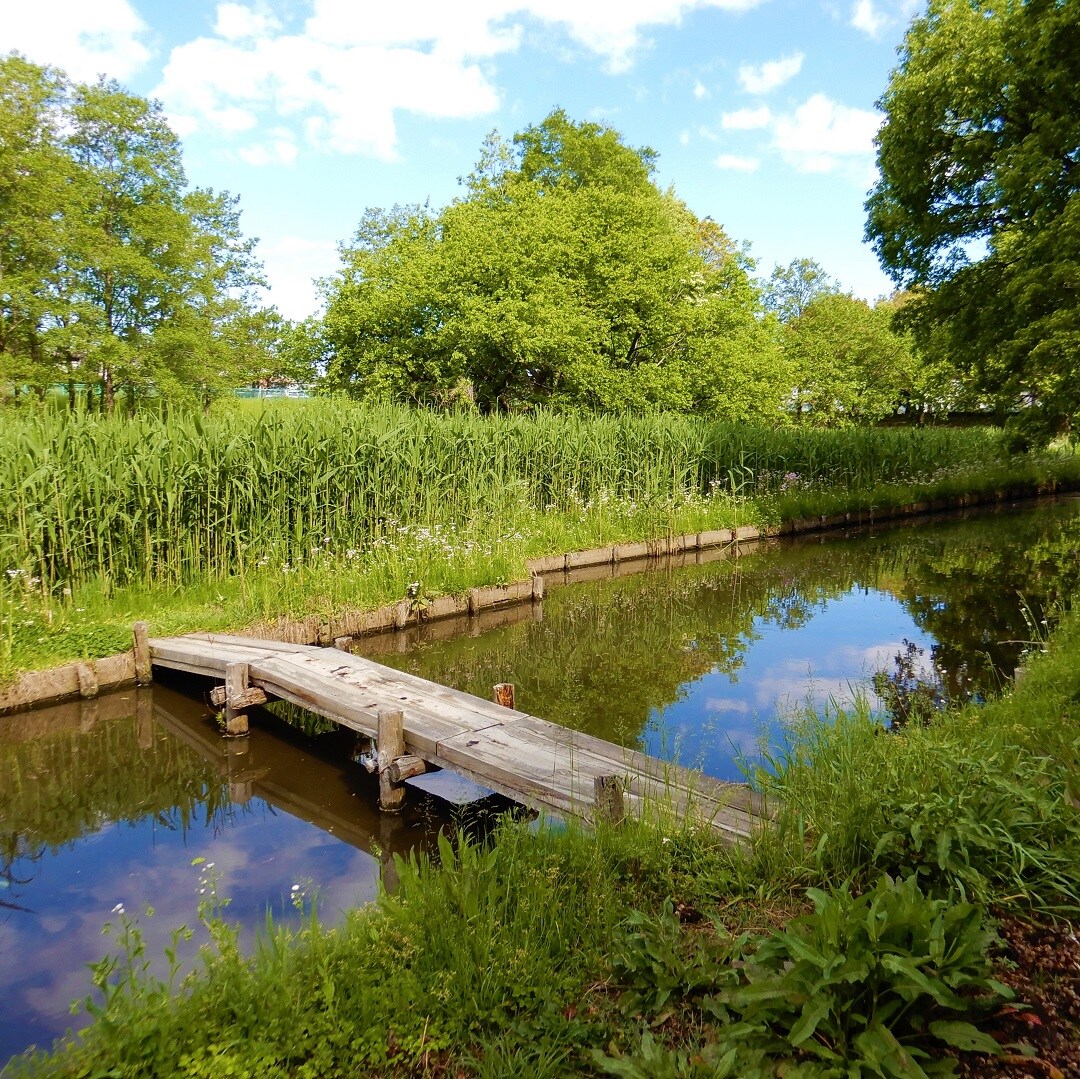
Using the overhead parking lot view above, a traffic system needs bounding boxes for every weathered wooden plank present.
[148,632,767,839]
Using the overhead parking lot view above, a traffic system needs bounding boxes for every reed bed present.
[0,401,1009,597]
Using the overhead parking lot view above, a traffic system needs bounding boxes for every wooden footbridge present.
[148,633,768,844]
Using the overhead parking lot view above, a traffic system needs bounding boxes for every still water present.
[2,497,1079,1064]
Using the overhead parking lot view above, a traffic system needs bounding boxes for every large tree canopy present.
[323,110,786,415]
[866,0,1080,442]
[0,53,274,410]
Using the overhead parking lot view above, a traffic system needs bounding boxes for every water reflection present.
[0,685,465,1064]
[3,496,1079,1065]
[375,497,1080,781]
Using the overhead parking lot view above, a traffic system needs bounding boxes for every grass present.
[3,400,1079,683]
[5,402,1080,1072]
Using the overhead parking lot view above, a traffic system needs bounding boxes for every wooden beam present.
[132,622,152,685]
[209,684,268,709]
[224,662,250,737]
[387,754,427,784]
[493,682,516,710]
[378,708,406,812]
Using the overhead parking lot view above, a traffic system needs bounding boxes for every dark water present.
[2,496,1079,1065]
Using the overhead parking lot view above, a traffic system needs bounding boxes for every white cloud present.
[715,153,759,171]
[237,135,298,167]
[772,92,881,174]
[705,697,751,714]
[693,78,709,99]
[259,236,339,320]
[721,105,771,130]
[215,3,282,40]
[1,0,151,82]
[738,51,803,95]
[850,0,888,38]
[151,0,771,160]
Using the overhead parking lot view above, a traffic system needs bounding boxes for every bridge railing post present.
[223,662,250,737]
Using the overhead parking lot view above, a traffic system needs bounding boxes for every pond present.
[2,496,1079,1065]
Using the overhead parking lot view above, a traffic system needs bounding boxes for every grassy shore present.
[3,401,1079,683]
[9,584,1079,1077]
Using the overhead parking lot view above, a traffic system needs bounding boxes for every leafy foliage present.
[866,0,1080,442]
[713,875,1011,1077]
[323,110,785,415]
[0,53,274,410]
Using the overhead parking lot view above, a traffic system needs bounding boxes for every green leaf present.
[788,996,834,1047]
[928,1020,1002,1055]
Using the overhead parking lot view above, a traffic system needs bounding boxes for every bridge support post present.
[132,622,152,685]
[493,682,516,710]
[223,662,251,737]
[594,775,625,825]
[378,708,406,813]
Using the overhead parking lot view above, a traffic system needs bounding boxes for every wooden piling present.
[75,662,98,700]
[223,661,250,737]
[594,775,625,825]
[378,708,406,812]
[132,621,152,685]
[493,682,516,710]
[531,573,545,601]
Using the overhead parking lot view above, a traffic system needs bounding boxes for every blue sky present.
[3,0,921,320]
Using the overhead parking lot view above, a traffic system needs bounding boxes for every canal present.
[3,496,1079,1064]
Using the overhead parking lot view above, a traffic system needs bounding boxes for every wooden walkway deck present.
[149,633,768,844]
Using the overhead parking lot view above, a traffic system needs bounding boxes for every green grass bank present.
[3,400,1079,683]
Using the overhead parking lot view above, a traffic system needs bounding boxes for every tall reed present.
[0,401,1008,595]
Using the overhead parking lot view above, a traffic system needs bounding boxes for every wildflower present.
[291,884,300,892]
[111,902,125,914]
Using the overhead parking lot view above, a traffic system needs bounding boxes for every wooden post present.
[493,682,516,710]
[223,661,250,737]
[75,661,98,700]
[531,573,545,601]
[132,621,152,685]
[393,600,411,629]
[594,775,625,825]
[378,708,406,812]
[333,635,353,652]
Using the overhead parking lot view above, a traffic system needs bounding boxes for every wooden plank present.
[148,632,767,839]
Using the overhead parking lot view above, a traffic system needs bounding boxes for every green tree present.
[762,257,838,323]
[785,293,919,425]
[866,0,1080,444]
[0,54,270,411]
[323,111,785,416]
[0,55,72,399]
